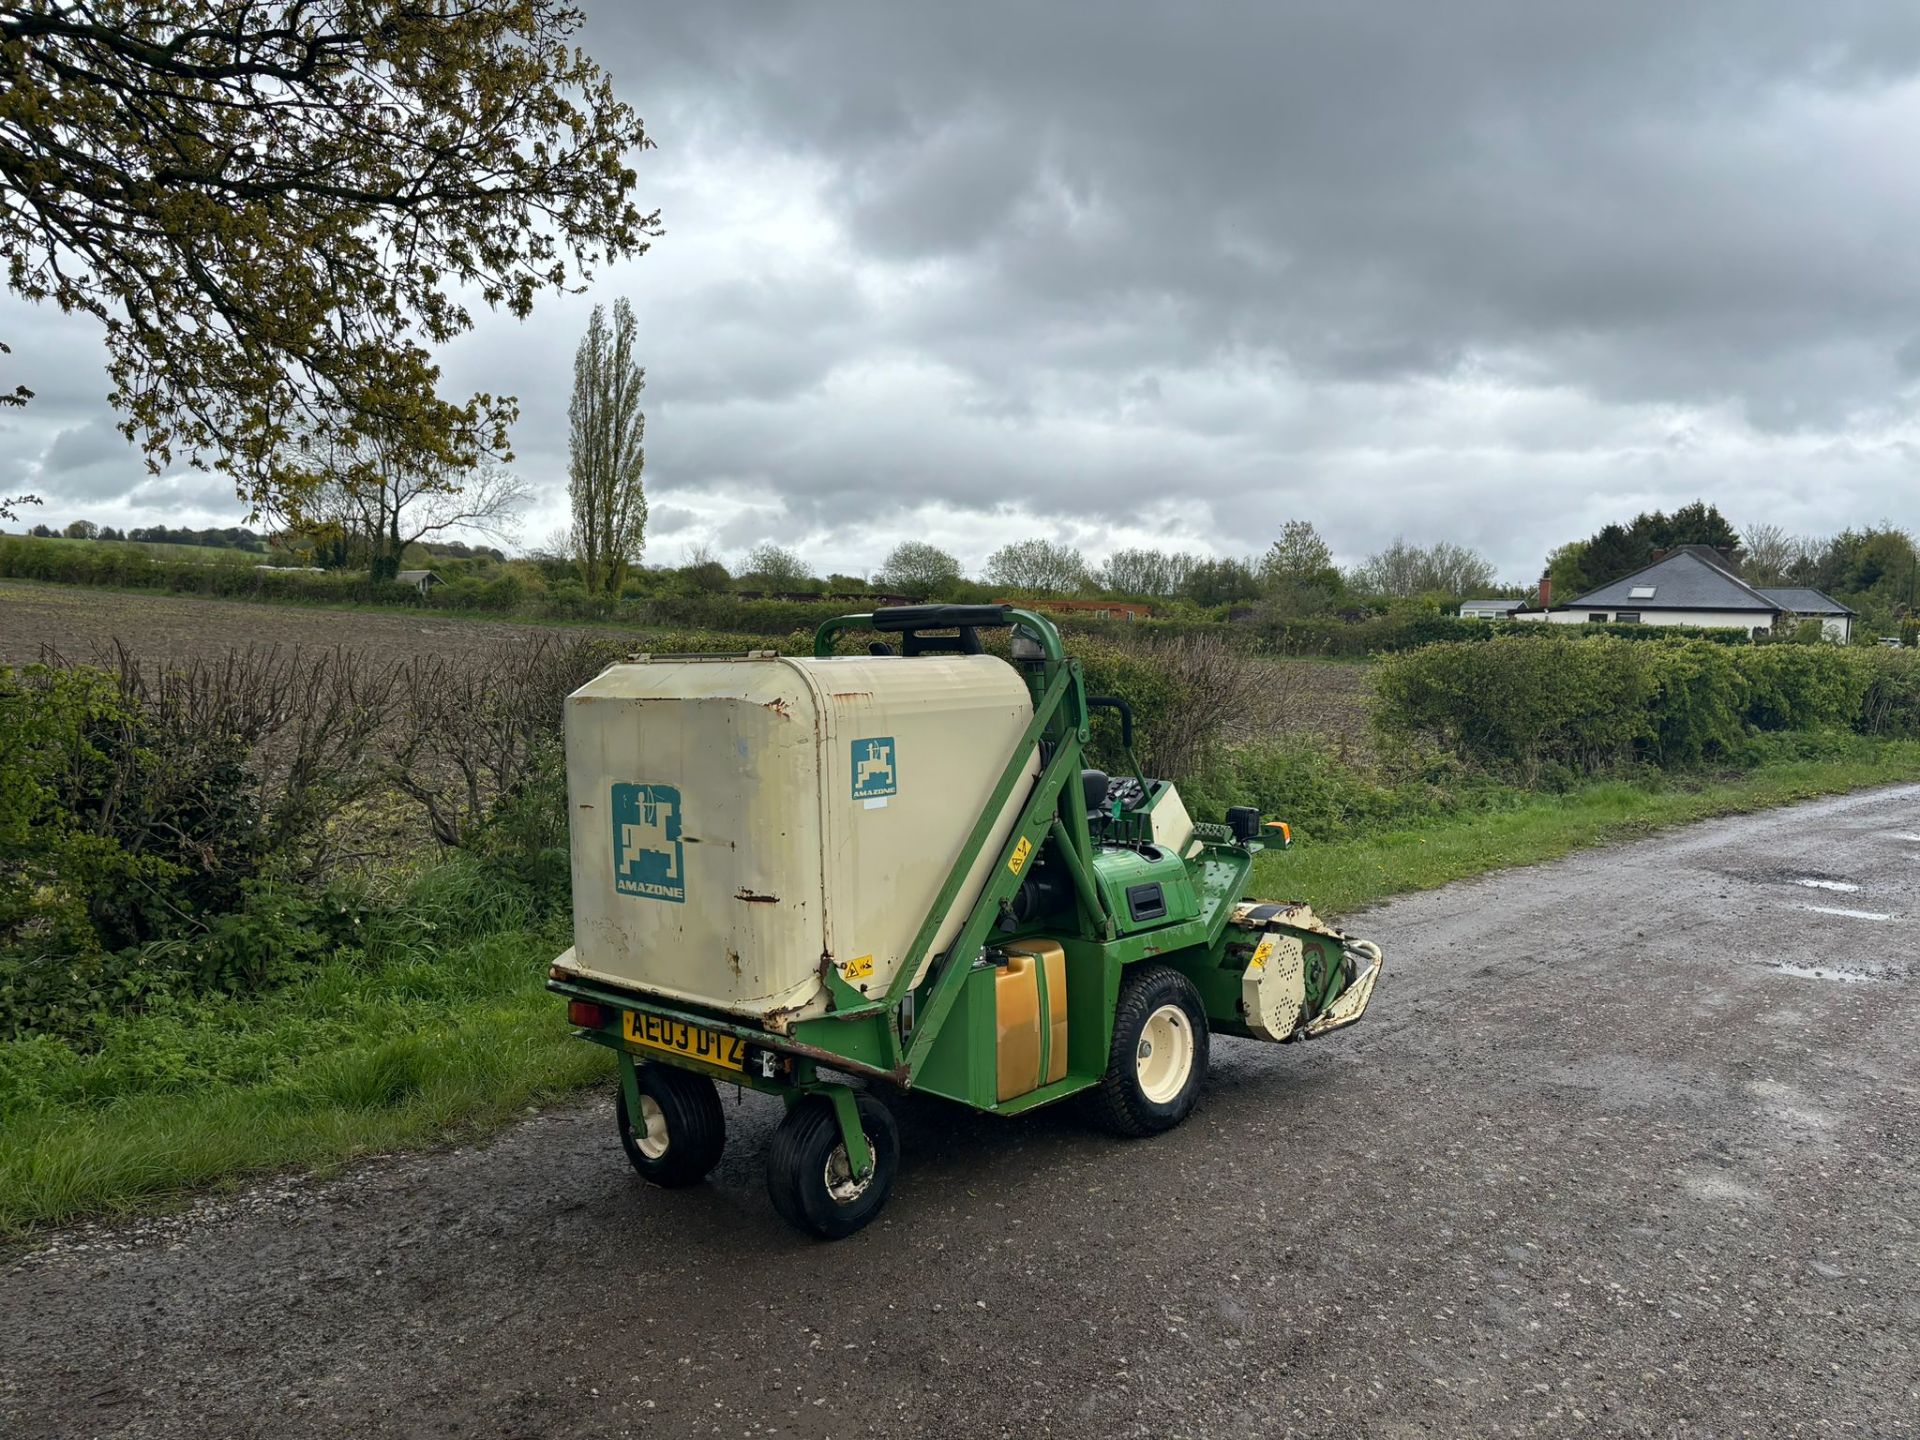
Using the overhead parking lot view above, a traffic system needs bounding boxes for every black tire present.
[765,1093,899,1240]
[615,1063,726,1188]
[1085,963,1210,1137]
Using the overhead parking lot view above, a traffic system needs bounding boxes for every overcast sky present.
[6,1,1920,581]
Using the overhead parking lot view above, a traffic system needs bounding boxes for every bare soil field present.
[0,580,580,670]
[0,580,1376,748]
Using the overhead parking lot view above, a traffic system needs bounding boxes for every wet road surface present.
[5,785,1918,1438]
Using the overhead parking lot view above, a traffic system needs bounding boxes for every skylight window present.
[1628,586,1656,599]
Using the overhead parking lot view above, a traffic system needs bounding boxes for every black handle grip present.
[1086,695,1134,749]
[871,603,1014,632]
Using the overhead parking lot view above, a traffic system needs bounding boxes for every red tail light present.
[567,1000,614,1029]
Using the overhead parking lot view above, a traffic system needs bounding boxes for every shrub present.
[1374,635,1658,781]
[1375,633,1920,776]
[1737,646,1871,731]
[1642,641,1750,767]
[1855,648,1920,738]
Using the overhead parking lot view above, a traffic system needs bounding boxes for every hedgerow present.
[1375,634,1920,777]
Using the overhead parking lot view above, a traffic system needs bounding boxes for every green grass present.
[5,745,1918,1240]
[1252,740,1920,916]
[0,861,612,1240]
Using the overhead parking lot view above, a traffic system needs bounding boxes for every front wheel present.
[1085,964,1210,1137]
[616,1063,726,1187]
[765,1093,899,1240]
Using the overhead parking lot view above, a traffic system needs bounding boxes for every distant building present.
[1458,598,1523,620]
[1513,547,1853,640]
[395,569,444,595]
[1753,588,1856,644]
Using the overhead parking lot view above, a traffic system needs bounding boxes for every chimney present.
[1538,573,1552,609]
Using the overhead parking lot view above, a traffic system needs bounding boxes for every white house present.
[1517,547,1854,640]
[1459,598,1524,620]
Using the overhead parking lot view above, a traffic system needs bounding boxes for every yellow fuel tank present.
[995,941,1069,1101]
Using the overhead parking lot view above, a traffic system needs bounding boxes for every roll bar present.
[813,604,1067,662]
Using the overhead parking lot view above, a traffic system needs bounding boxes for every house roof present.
[1563,549,1778,612]
[1459,598,1522,613]
[1756,587,1854,617]
[395,569,441,583]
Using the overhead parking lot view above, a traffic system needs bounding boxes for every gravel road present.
[5,786,1918,1439]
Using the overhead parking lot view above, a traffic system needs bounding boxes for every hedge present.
[1255,612,1757,658]
[0,539,422,606]
[1375,634,1920,779]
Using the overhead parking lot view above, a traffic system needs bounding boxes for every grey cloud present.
[646,503,698,536]
[14,4,1920,580]
[45,418,132,474]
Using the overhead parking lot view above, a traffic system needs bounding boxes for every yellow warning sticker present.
[1007,836,1034,876]
[843,954,875,980]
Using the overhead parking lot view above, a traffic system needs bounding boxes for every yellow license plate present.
[621,1011,747,1071]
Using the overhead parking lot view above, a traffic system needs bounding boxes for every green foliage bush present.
[1376,634,1920,777]
[1739,646,1872,731]
[1374,635,1658,780]
[0,537,420,605]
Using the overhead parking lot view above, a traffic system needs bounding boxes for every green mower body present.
[549,604,1380,1237]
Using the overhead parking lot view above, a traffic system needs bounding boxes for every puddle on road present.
[1767,963,1886,984]
[1794,903,1895,921]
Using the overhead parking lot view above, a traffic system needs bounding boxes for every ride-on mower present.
[548,605,1381,1238]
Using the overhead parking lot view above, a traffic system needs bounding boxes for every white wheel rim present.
[823,1137,873,1204]
[635,1094,670,1160]
[1135,1003,1194,1104]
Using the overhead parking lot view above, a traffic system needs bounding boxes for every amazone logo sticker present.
[852,737,897,799]
[611,782,686,904]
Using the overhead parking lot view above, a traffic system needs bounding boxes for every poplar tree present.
[567,299,649,594]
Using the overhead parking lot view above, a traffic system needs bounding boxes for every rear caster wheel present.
[616,1063,726,1187]
[1086,963,1210,1137]
[766,1093,898,1239]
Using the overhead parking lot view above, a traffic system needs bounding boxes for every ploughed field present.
[0,579,1376,748]
[1,579,572,670]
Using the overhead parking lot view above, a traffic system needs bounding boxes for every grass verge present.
[0,862,612,1241]
[1252,740,1920,915]
[5,743,1917,1240]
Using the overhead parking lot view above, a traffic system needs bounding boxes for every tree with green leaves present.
[567,299,649,595]
[1258,519,1343,615]
[739,542,814,591]
[1578,524,1641,589]
[874,541,964,597]
[1260,520,1336,586]
[0,2,655,517]
[982,538,1089,593]
[1551,500,1743,594]
[1543,540,1590,599]
[1180,555,1262,607]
